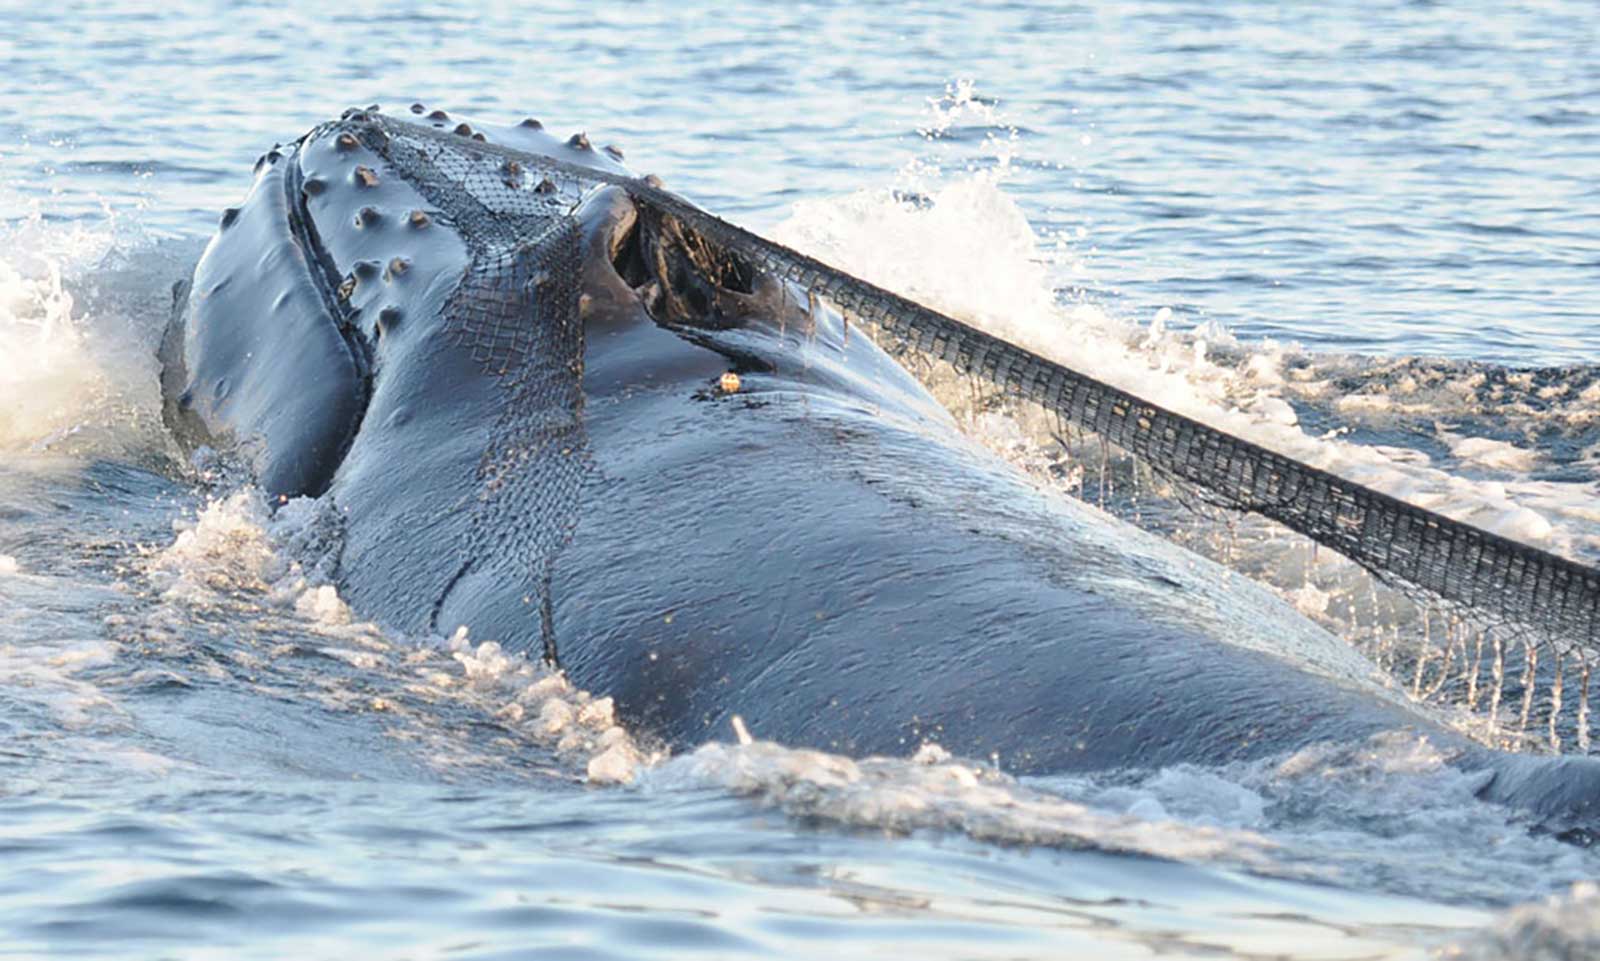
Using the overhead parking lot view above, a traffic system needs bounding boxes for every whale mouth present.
[616,202,765,331]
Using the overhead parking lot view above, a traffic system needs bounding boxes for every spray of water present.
[772,82,1600,754]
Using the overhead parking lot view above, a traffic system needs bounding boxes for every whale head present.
[163,106,773,492]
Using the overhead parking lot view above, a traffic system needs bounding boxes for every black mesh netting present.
[343,111,1598,675]
[349,116,593,661]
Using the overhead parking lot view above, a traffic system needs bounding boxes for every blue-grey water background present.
[2,1,1598,958]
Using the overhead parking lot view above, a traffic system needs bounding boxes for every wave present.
[768,90,1599,752]
[0,210,195,461]
[93,482,1591,908]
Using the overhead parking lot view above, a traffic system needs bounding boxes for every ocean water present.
[2,1,1599,958]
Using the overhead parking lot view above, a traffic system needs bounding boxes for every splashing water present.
[771,84,1600,756]
[0,211,182,460]
[134,488,656,785]
[0,219,110,450]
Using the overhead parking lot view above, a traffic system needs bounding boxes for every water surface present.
[3,2,1598,958]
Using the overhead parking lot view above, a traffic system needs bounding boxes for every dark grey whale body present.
[161,106,1598,829]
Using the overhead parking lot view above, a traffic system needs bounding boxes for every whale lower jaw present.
[161,142,372,498]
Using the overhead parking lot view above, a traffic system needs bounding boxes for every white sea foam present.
[1048,731,1597,904]
[1437,428,1541,473]
[0,212,174,458]
[147,489,289,600]
[442,631,649,784]
[0,637,120,730]
[648,727,1275,867]
[639,719,1599,901]
[1442,882,1600,961]
[142,487,654,784]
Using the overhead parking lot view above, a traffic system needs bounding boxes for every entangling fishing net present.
[343,114,595,662]
[339,109,1599,745]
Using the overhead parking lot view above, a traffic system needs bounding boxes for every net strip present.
[346,118,593,661]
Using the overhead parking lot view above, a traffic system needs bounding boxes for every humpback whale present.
[160,105,1600,829]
